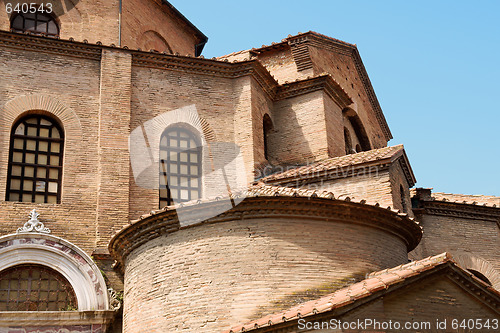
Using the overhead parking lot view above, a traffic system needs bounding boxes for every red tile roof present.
[411,188,499,208]
[260,145,415,186]
[225,253,500,333]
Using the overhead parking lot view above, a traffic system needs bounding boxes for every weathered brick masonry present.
[0,2,498,332]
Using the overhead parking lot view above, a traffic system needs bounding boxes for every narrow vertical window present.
[159,127,202,208]
[400,185,407,213]
[6,115,64,204]
[263,114,273,161]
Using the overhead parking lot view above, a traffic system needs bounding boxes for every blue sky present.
[171,0,499,196]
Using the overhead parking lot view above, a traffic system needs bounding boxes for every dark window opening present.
[263,114,273,161]
[400,185,407,213]
[6,114,64,204]
[0,264,77,311]
[159,127,202,208]
[11,11,59,37]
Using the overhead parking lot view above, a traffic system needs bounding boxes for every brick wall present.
[121,0,200,55]
[271,91,328,165]
[122,217,409,332]
[308,46,387,149]
[411,213,500,288]
[0,46,101,253]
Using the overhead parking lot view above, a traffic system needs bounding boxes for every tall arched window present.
[0,264,77,311]
[263,114,273,161]
[159,127,202,208]
[10,11,59,37]
[6,114,64,204]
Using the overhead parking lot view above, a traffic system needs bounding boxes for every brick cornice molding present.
[131,52,278,98]
[420,201,500,222]
[109,196,422,272]
[0,30,102,60]
[276,75,352,109]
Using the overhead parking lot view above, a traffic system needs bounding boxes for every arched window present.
[263,114,273,161]
[10,11,59,37]
[400,185,407,213]
[0,264,77,311]
[6,114,64,204]
[159,127,201,208]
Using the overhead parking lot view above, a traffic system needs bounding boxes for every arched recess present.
[0,232,110,311]
[452,253,500,290]
[129,105,216,192]
[263,114,273,161]
[342,108,371,152]
[0,94,82,199]
[139,30,173,53]
[1,94,82,142]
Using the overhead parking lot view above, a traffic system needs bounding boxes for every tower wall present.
[111,197,422,332]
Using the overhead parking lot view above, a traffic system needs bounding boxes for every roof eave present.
[161,0,208,54]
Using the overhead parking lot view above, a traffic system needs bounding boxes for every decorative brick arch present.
[139,30,173,53]
[129,104,217,190]
[0,232,110,310]
[453,253,500,290]
[0,94,82,199]
[1,94,82,141]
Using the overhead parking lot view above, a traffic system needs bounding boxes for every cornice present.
[109,196,422,273]
[397,150,417,187]
[0,30,279,98]
[421,200,500,222]
[131,52,278,98]
[0,30,101,60]
[275,75,352,108]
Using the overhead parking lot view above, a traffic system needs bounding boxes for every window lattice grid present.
[11,11,59,36]
[6,115,64,204]
[159,128,201,208]
[0,264,77,311]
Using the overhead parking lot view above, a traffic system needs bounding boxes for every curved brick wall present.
[111,197,421,332]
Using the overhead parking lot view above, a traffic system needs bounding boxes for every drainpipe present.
[118,0,122,46]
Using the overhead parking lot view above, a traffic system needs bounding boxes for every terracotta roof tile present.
[126,183,418,226]
[225,253,458,333]
[431,192,499,207]
[260,145,406,183]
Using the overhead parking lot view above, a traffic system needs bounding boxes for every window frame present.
[0,264,77,311]
[159,127,202,208]
[6,114,64,204]
[10,11,59,37]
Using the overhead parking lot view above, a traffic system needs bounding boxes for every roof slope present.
[260,145,416,187]
[226,252,500,333]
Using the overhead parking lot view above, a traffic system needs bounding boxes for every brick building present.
[0,1,498,332]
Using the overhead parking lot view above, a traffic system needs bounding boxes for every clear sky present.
[170,0,499,196]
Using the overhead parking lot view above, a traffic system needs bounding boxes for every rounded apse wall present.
[110,196,421,332]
